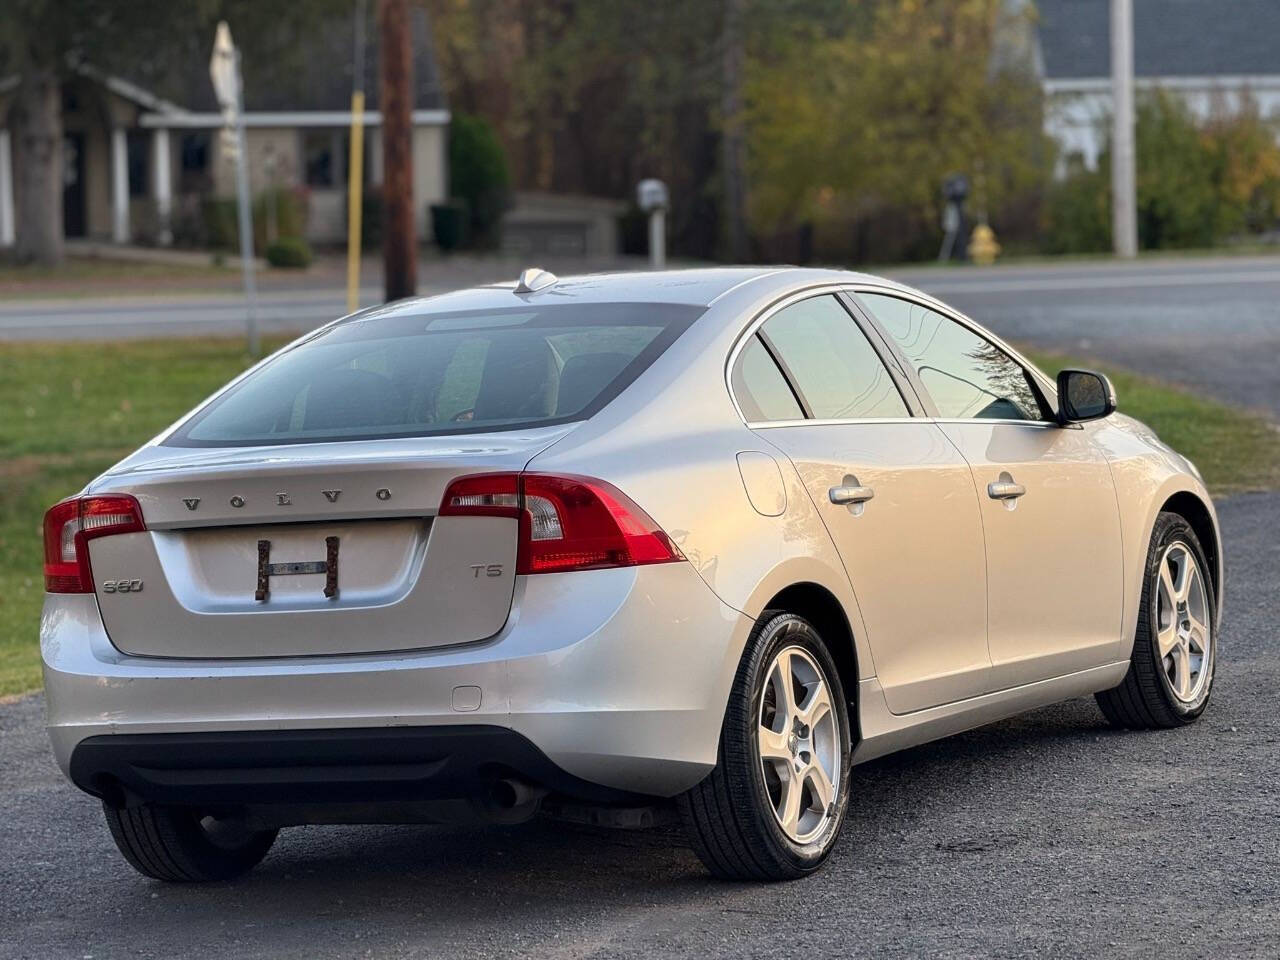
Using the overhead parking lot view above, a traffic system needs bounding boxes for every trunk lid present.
[85,429,569,658]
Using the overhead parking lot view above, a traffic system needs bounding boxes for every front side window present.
[168,303,700,446]
[757,295,909,420]
[859,293,1046,421]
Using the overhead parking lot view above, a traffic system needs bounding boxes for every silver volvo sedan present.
[41,267,1221,882]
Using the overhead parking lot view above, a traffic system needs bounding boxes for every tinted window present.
[168,303,701,446]
[860,294,1045,421]
[759,295,909,420]
[731,335,804,421]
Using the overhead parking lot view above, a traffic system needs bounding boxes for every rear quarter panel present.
[525,279,877,681]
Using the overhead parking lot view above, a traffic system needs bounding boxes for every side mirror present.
[1056,369,1116,424]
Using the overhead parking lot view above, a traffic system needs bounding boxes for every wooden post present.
[378,0,416,300]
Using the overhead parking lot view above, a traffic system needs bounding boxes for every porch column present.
[111,127,130,244]
[151,127,172,246]
[0,130,13,247]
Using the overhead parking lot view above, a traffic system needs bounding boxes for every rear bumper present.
[43,563,753,800]
[68,726,637,809]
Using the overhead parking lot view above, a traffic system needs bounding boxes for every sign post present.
[210,21,260,355]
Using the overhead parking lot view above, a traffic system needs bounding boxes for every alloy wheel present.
[757,645,841,844]
[1155,541,1212,703]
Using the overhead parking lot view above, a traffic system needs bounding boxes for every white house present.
[0,7,450,250]
[1035,0,1280,169]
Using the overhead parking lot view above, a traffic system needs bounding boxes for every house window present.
[179,132,211,193]
[303,130,344,188]
[303,129,368,188]
[127,131,148,197]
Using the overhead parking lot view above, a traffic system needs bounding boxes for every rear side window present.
[168,303,701,446]
[731,335,804,422]
[757,295,909,420]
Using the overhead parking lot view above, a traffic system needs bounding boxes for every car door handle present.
[829,485,875,505]
[987,479,1027,500]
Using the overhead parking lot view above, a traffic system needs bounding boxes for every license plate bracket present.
[255,536,339,602]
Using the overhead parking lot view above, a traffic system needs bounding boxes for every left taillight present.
[42,495,146,593]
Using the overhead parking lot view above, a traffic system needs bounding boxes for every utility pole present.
[378,0,416,300]
[1110,0,1137,258]
[721,0,748,262]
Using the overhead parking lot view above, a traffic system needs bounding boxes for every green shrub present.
[202,189,309,252]
[255,188,308,247]
[356,186,384,249]
[1042,158,1110,254]
[430,201,469,252]
[1133,92,1219,249]
[265,236,313,268]
[202,197,239,250]
[448,113,511,247]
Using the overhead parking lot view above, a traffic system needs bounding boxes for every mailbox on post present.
[637,179,669,268]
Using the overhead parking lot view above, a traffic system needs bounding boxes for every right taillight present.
[43,494,146,593]
[439,473,684,575]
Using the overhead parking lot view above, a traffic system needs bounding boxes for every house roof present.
[1037,0,1280,80]
[103,5,445,116]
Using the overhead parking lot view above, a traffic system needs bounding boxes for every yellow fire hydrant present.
[968,223,1001,265]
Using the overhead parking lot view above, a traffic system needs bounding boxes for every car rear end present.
[41,294,752,825]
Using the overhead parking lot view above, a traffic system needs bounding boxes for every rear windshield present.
[167,302,702,447]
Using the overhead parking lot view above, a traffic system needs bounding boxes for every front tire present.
[679,611,852,881]
[103,803,277,882]
[1096,511,1217,729]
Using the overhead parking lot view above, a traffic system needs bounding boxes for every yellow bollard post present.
[345,89,365,313]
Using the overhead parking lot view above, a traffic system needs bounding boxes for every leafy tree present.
[1203,92,1280,238]
[424,0,732,258]
[745,0,1051,262]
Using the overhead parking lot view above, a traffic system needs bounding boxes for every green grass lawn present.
[1,337,1277,698]
[0,337,287,697]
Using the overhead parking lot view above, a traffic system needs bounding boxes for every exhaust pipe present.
[471,777,549,824]
[490,777,549,810]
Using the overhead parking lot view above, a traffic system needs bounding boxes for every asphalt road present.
[2,491,1277,960]
[4,255,1280,415]
[888,256,1280,416]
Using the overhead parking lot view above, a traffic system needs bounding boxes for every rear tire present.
[678,611,852,881]
[1096,512,1217,729]
[103,802,277,882]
